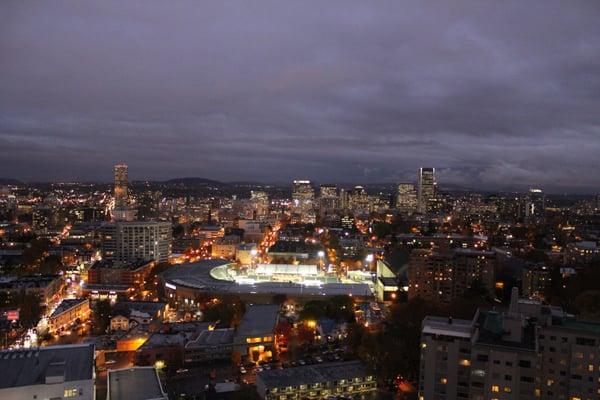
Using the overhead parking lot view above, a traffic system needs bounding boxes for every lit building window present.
[491,385,499,392]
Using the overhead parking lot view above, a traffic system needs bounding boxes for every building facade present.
[418,167,436,213]
[418,289,600,400]
[101,220,172,263]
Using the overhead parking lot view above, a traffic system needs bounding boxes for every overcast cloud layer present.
[1,1,600,192]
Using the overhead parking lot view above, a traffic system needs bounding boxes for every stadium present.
[161,259,373,303]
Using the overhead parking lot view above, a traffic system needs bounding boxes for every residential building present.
[107,366,167,400]
[234,304,279,363]
[0,344,94,400]
[522,262,551,300]
[256,360,376,400]
[101,220,172,263]
[418,288,600,400]
[408,249,496,303]
[48,297,90,334]
[185,328,235,365]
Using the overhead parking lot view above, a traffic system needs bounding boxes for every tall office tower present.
[396,183,418,214]
[250,190,269,219]
[340,188,349,210]
[525,188,546,220]
[101,220,172,263]
[291,180,315,223]
[418,288,600,400]
[347,186,371,215]
[318,184,339,215]
[418,167,436,213]
[137,189,161,221]
[112,164,137,221]
[114,164,129,208]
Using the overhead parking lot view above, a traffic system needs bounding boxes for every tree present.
[92,300,114,335]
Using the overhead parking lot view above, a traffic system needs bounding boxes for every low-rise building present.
[107,366,167,400]
[85,259,154,301]
[256,360,376,400]
[0,344,95,400]
[0,275,62,305]
[185,328,235,365]
[234,304,280,363]
[48,297,90,334]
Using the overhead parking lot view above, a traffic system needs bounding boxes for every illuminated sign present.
[165,282,177,290]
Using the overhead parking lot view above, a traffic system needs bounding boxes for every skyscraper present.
[291,180,315,223]
[396,183,417,214]
[418,167,436,213]
[318,184,339,215]
[114,164,129,208]
[112,163,137,221]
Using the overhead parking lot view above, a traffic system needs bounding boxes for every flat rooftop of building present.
[257,360,369,388]
[108,367,166,400]
[268,240,323,254]
[186,328,235,349]
[236,304,280,338]
[0,344,94,389]
[555,319,600,335]
[90,259,153,270]
[138,333,185,350]
[50,297,87,318]
[0,274,59,288]
[474,310,536,350]
[422,316,473,339]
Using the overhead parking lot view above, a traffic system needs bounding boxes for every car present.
[315,356,323,363]
[298,360,306,366]
[239,367,247,374]
[256,366,263,372]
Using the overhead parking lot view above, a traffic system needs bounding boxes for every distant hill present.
[0,178,23,186]
[163,177,227,187]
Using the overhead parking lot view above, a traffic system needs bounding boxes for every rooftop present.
[138,333,185,350]
[268,240,323,254]
[107,367,167,400]
[186,328,235,349]
[0,344,94,389]
[422,316,473,339]
[236,304,280,338]
[257,360,369,388]
[90,259,154,271]
[50,297,88,318]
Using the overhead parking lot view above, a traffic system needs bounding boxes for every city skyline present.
[2,1,600,192]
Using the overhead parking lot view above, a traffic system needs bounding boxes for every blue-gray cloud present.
[1,1,599,192]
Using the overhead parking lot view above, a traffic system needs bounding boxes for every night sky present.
[1,1,600,192]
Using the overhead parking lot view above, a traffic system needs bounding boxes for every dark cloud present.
[1,0,600,192]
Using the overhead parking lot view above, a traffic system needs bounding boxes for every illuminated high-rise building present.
[292,180,315,223]
[348,186,371,215]
[396,183,417,214]
[112,163,136,221]
[318,184,339,215]
[114,164,129,208]
[251,190,269,220]
[417,167,436,213]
